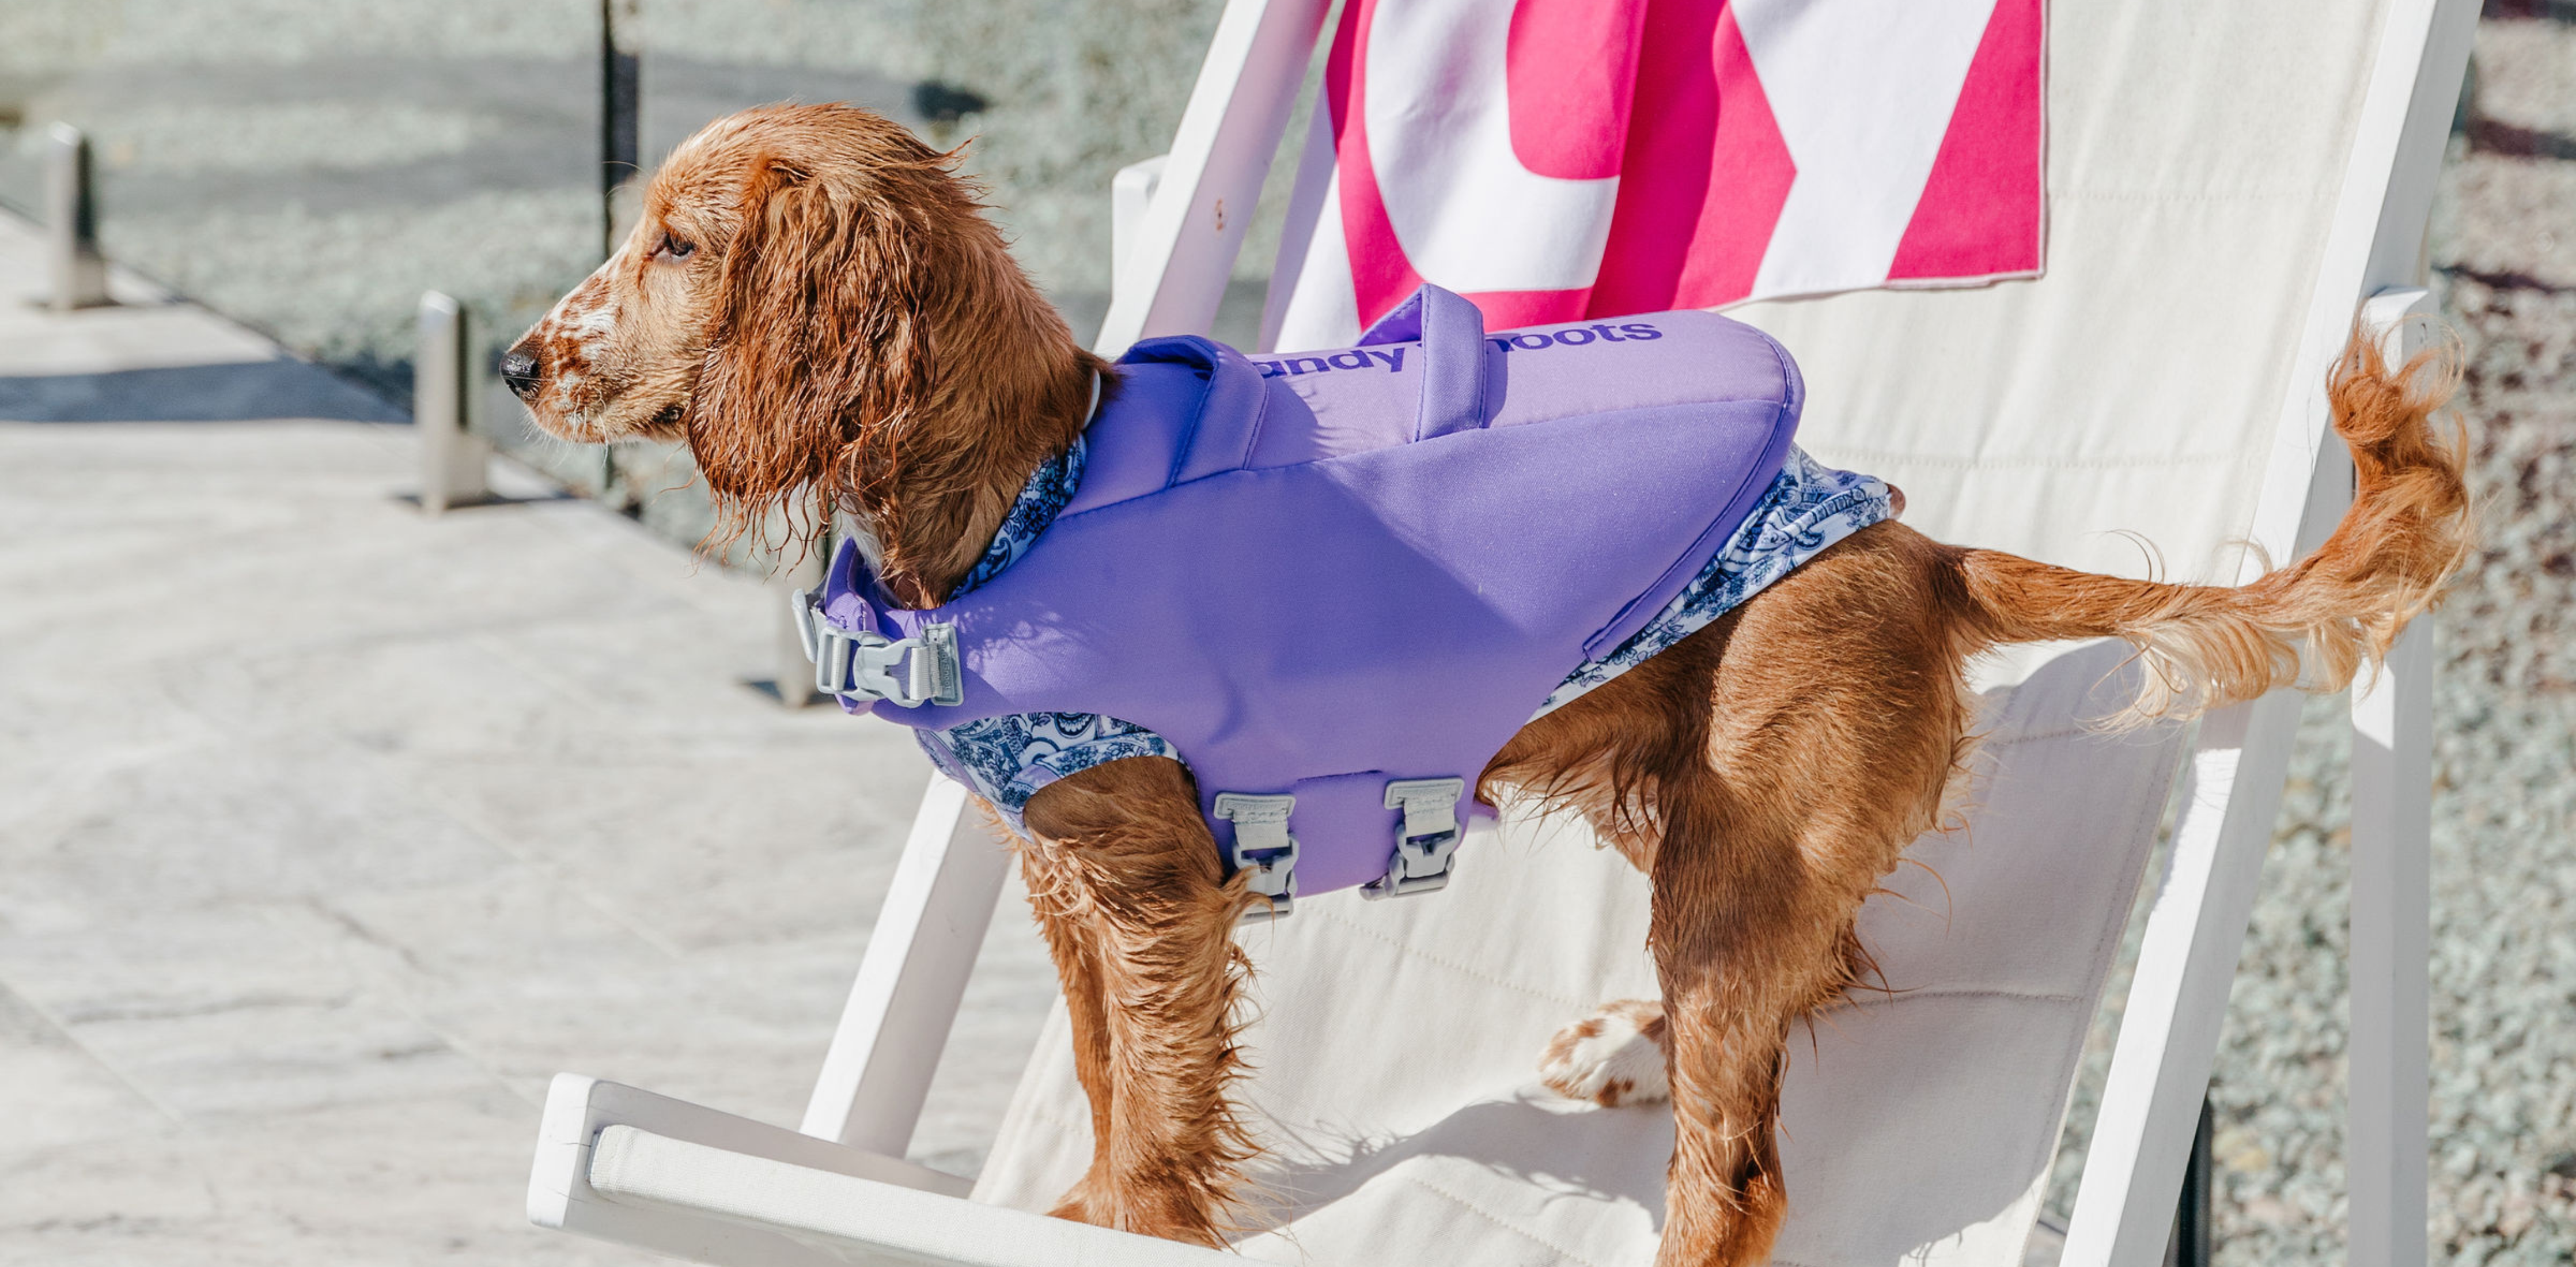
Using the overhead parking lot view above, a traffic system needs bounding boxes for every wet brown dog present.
[505,104,2470,1265]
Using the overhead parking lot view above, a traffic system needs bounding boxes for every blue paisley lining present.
[953,437,1086,594]
[916,440,1892,829]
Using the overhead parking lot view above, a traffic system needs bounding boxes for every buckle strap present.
[1363,777,1465,900]
[1213,792,1297,922]
[790,586,962,709]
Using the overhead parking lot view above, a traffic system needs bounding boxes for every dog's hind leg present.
[1492,528,1979,1264]
[1018,756,1258,1247]
[1490,623,1704,1114]
[1648,530,1975,1266]
[1649,773,1901,1267]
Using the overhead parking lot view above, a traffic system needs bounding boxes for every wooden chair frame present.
[525,3,2473,1262]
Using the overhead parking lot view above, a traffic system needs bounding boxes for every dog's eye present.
[658,233,696,261]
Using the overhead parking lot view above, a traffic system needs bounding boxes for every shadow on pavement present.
[0,359,406,423]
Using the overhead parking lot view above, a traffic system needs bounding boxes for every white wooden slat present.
[1257,99,1341,352]
[800,773,1014,1154]
[2348,284,2440,1267]
[2350,618,2434,1267]
[2063,693,2309,1267]
[1111,154,1170,306]
[584,1124,1239,1267]
[1091,0,1332,355]
[2062,2,2476,1260]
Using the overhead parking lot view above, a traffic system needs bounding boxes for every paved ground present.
[0,210,1058,1264]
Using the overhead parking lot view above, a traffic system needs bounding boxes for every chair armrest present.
[588,1124,1240,1267]
[531,1073,975,1266]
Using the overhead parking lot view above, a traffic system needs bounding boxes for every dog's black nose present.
[499,347,543,401]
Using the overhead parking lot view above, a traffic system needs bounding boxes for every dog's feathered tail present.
[1946,323,2473,723]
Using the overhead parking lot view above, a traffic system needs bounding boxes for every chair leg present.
[2349,618,2434,1267]
[801,775,1013,1154]
[2164,1095,2214,1267]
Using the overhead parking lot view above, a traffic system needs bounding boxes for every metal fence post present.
[416,291,492,514]
[601,0,644,256]
[44,124,110,311]
[2164,1096,2215,1267]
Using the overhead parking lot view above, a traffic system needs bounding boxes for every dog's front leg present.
[1018,756,1257,1246]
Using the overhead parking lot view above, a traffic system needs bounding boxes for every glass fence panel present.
[611,0,1265,557]
[0,0,1320,568]
[0,1,603,415]
[638,0,1248,343]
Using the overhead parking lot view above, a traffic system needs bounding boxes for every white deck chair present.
[526,1,2472,1264]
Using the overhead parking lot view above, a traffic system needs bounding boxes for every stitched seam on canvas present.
[1803,449,2245,473]
[1863,986,2085,1005]
[1300,908,1598,1011]
[1984,724,2115,747]
[1825,987,2090,1011]
[2056,187,2335,204]
[1395,1173,1617,1267]
[1020,1102,1089,1134]
[1982,722,2188,748]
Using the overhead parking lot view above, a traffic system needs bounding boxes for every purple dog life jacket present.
[812,284,1802,908]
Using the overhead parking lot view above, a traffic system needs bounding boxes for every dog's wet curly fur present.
[507,104,2472,1265]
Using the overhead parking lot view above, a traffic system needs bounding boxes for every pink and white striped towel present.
[1267,0,2045,350]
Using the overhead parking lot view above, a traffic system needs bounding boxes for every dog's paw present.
[1539,999,1669,1107]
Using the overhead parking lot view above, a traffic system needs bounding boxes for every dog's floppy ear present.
[688,152,930,545]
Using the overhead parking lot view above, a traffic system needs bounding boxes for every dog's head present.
[505,104,1017,548]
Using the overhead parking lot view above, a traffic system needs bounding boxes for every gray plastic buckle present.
[1213,792,1298,921]
[1363,777,1466,900]
[791,586,827,663]
[790,587,960,708]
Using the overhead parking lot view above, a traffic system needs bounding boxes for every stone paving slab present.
[0,209,1058,1264]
